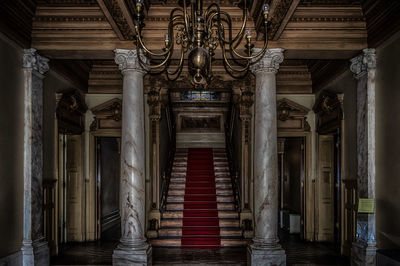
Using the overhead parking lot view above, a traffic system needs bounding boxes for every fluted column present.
[22,48,50,266]
[248,48,286,266]
[350,48,377,266]
[113,49,152,265]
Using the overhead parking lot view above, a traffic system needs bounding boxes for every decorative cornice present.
[268,0,294,39]
[250,48,285,74]
[114,49,147,74]
[350,48,376,79]
[23,48,50,75]
[290,17,364,23]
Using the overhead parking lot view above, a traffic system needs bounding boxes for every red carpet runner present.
[181,148,221,248]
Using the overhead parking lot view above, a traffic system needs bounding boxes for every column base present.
[33,238,49,266]
[351,241,376,266]
[21,241,34,266]
[113,242,152,266]
[247,241,286,266]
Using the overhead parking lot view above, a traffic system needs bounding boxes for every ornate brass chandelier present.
[134,0,269,87]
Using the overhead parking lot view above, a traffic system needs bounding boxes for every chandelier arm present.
[182,0,190,40]
[137,43,173,69]
[166,59,184,81]
[207,11,233,45]
[216,0,248,45]
[135,9,183,57]
[221,44,250,73]
[213,9,247,46]
[229,22,268,60]
[166,45,185,76]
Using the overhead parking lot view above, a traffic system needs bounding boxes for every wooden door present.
[66,135,83,242]
[317,135,334,241]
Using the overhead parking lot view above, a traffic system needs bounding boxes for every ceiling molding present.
[96,0,136,40]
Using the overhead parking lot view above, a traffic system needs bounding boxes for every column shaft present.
[113,49,152,266]
[248,48,286,266]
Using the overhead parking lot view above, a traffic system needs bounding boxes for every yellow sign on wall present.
[358,198,375,213]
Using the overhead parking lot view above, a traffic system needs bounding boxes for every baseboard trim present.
[0,250,22,266]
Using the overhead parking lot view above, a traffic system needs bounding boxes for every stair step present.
[158,227,242,237]
[160,218,240,228]
[162,210,239,219]
[168,195,233,203]
[167,202,235,211]
[150,238,248,247]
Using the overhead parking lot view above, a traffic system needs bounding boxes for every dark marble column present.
[22,48,50,266]
[350,48,377,266]
[113,49,152,265]
[248,48,286,266]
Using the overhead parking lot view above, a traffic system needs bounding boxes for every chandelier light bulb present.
[246,29,252,38]
[263,4,269,14]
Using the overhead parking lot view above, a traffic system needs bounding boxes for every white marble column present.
[22,48,50,266]
[350,48,377,266]
[248,48,286,266]
[113,49,152,265]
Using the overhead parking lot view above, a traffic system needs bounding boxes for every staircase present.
[151,148,247,248]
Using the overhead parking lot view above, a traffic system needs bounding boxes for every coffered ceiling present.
[1,0,399,93]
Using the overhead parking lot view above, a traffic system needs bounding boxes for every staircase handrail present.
[225,102,242,213]
[160,95,176,213]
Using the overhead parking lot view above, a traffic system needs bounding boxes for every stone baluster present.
[22,48,50,266]
[113,49,152,265]
[350,48,377,266]
[248,48,286,266]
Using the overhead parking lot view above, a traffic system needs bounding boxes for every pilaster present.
[147,85,162,239]
[350,48,377,266]
[22,48,50,266]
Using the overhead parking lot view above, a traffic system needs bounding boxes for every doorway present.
[278,137,306,238]
[96,137,121,241]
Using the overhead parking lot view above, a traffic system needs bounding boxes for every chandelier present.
[134,0,269,87]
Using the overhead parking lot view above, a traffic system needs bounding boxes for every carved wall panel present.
[277,98,310,132]
[90,98,122,131]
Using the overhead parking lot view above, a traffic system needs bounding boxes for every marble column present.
[22,48,50,266]
[248,48,286,266]
[113,49,152,266]
[350,48,377,266]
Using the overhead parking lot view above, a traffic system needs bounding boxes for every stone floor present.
[51,234,349,266]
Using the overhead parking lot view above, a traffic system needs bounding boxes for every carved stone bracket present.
[313,90,343,133]
[56,89,88,134]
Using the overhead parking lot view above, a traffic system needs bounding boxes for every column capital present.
[250,48,284,74]
[114,49,147,74]
[23,48,50,75]
[350,48,376,79]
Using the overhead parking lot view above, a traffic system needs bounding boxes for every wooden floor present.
[51,234,349,265]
